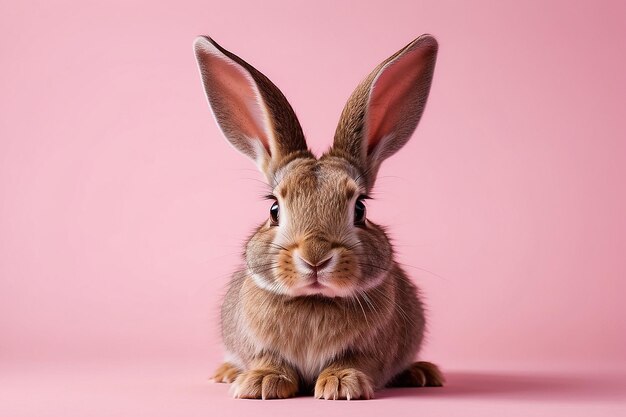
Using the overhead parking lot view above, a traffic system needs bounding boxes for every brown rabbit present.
[194,34,443,400]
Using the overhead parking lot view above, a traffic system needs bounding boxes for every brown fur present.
[194,34,441,400]
[221,260,427,398]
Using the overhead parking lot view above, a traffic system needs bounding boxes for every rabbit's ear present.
[329,35,438,190]
[194,36,311,181]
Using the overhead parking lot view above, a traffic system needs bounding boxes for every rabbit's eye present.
[269,201,279,225]
[354,198,366,225]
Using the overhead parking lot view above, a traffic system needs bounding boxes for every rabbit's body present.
[194,34,443,399]
[222,245,424,389]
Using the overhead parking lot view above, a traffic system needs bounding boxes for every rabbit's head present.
[194,36,437,298]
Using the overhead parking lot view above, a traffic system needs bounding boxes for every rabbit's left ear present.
[329,35,438,191]
[194,36,311,182]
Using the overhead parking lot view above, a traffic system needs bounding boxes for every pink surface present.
[1,0,625,415]
[2,361,626,416]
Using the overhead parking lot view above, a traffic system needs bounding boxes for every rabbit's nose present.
[295,252,334,274]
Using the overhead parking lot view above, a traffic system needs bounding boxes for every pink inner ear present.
[365,45,433,155]
[200,50,272,155]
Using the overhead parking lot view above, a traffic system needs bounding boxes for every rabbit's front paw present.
[231,369,298,399]
[315,368,374,400]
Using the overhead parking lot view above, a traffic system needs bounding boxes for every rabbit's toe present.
[314,368,374,400]
[231,369,298,399]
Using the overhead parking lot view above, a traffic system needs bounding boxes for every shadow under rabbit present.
[375,370,626,402]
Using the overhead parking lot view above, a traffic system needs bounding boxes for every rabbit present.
[193,34,443,400]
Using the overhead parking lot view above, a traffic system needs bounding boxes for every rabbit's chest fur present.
[230,273,397,383]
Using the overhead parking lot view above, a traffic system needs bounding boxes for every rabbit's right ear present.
[194,36,311,182]
[329,35,438,191]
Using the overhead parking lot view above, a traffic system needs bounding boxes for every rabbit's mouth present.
[301,275,331,292]
[306,281,324,290]
[291,273,355,298]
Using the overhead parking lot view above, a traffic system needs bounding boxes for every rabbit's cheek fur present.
[243,158,396,298]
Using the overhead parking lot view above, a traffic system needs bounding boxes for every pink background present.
[1,0,625,415]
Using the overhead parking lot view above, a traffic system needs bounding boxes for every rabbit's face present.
[245,156,392,297]
[195,34,437,297]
